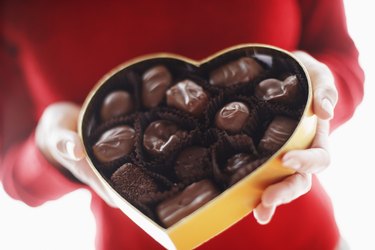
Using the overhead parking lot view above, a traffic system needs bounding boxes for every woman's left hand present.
[253,51,338,224]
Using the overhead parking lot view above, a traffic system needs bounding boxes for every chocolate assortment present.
[81,46,308,228]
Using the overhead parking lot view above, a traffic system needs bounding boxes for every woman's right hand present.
[35,102,117,207]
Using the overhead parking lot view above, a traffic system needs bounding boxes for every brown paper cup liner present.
[212,134,258,188]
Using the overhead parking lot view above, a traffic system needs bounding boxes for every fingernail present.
[321,98,333,118]
[56,140,84,161]
[283,158,300,170]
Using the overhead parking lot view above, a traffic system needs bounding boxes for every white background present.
[1,1,374,249]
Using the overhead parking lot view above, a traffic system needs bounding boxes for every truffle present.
[142,65,172,108]
[93,125,136,163]
[258,116,298,152]
[175,146,210,181]
[166,79,208,116]
[100,91,134,121]
[215,102,250,133]
[209,57,263,87]
[111,163,159,201]
[156,179,219,227]
[143,120,187,156]
[255,75,299,103]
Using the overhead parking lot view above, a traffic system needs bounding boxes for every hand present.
[253,51,338,224]
[36,102,117,207]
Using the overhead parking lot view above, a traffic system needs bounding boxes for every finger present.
[282,120,330,173]
[314,86,337,120]
[293,51,338,120]
[253,203,276,225]
[261,173,312,207]
[48,129,86,164]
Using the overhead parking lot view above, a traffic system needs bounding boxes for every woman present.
[1,0,364,249]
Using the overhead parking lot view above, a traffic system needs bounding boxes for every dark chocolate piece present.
[175,146,210,181]
[93,125,136,163]
[100,91,134,121]
[142,65,172,108]
[255,75,299,102]
[258,116,298,152]
[229,158,267,186]
[143,120,187,156]
[156,179,219,227]
[215,102,250,133]
[225,153,254,175]
[111,163,159,201]
[209,57,263,87]
[166,79,208,116]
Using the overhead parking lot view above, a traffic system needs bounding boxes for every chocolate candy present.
[209,57,263,87]
[111,163,159,201]
[93,125,136,163]
[175,147,210,180]
[215,102,250,133]
[100,91,134,121]
[255,75,299,102]
[258,116,298,152]
[166,79,208,116]
[142,65,172,108]
[156,179,219,227]
[225,153,254,175]
[229,158,266,186]
[143,120,187,156]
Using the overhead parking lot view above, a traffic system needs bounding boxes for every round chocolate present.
[143,120,187,156]
[111,163,159,201]
[166,79,208,116]
[100,91,134,121]
[215,102,250,133]
[225,153,254,175]
[258,116,298,152]
[93,125,136,163]
[209,57,263,87]
[142,65,172,108]
[175,146,210,180]
[255,75,299,102]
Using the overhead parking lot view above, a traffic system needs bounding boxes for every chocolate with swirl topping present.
[215,102,250,133]
[255,75,299,103]
[93,125,136,163]
[166,79,209,117]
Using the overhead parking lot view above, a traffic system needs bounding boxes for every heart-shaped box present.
[78,44,317,249]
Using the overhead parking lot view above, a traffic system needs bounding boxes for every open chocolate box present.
[78,44,317,249]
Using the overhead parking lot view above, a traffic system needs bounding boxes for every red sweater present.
[1,0,364,249]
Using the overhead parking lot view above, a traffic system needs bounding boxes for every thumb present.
[48,129,85,170]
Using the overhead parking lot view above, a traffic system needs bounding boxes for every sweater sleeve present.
[0,39,82,207]
[298,0,365,131]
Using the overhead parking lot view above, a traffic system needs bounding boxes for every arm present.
[298,0,364,130]
[0,40,82,207]
[253,0,364,223]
